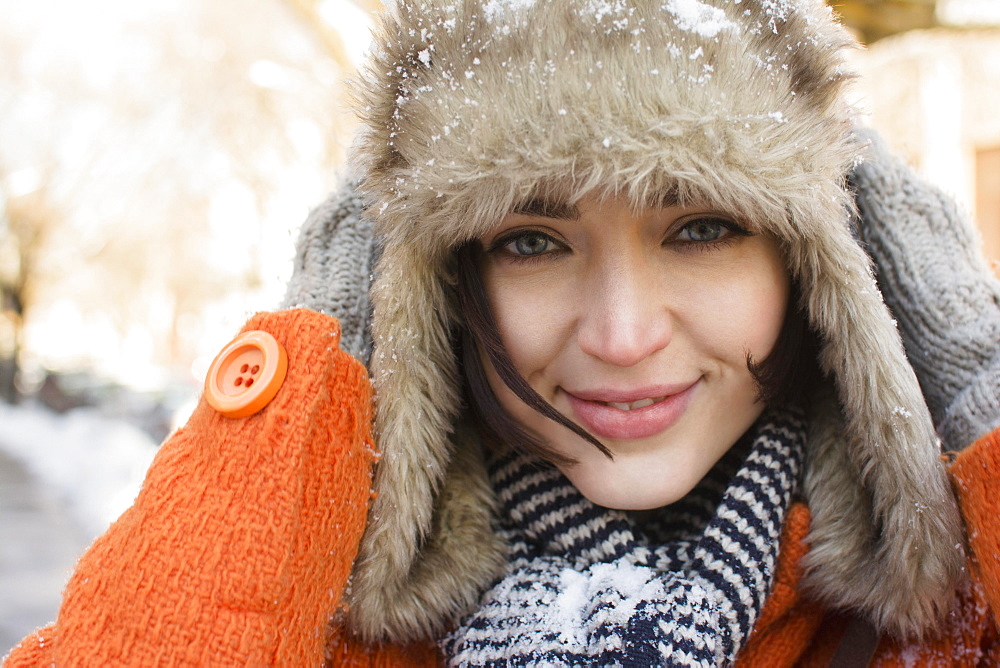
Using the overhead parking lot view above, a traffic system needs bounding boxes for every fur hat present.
[316,0,965,644]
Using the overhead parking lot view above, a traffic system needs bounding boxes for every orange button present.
[204,330,288,418]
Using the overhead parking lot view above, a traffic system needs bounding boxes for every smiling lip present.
[565,381,699,440]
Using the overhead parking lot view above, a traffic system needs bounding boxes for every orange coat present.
[5,310,999,666]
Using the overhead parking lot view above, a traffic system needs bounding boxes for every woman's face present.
[479,193,790,510]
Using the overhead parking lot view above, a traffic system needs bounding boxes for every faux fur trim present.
[801,389,965,638]
[326,0,968,643]
[345,419,506,642]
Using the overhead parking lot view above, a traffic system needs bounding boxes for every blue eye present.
[507,232,556,256]
[678,219,729,242]
[673,217,750,247]
[486,229,566,264]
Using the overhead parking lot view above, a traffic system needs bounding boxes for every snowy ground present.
[0,402,160,654]
[0,402,158,536]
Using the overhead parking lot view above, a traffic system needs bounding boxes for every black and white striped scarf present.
[442,408,806,667]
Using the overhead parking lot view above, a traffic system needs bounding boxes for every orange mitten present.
[5,309,376,666]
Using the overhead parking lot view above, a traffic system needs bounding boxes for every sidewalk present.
[0,449,92,654]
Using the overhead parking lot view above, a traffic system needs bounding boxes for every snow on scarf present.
[442,408,806,666]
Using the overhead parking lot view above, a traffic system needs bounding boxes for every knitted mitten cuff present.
[940,359,1000,454]
[281,180,375,364]
[853,129,1000,451]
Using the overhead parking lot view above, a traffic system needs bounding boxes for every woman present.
[6,0,1000,665]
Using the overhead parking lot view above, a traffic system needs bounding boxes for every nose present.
[576,257,672,367]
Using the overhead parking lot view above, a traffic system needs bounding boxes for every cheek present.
[485,274,575,379]
[736,274,789,359]
[683,253,789,366]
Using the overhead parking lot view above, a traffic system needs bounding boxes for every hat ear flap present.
[793,212,965,638]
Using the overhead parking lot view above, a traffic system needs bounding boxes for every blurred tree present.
[0,0,364,394]
[0,188,50,402]
[282,0,384,70]
[285,0,355,69]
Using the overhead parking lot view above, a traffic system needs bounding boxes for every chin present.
[562,468,698,511]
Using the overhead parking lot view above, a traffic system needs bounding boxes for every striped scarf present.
[442,408,806,667]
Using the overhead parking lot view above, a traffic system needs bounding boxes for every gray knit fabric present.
[442,409,806,666]
[853,131,1000,452]
[280,180,375,364]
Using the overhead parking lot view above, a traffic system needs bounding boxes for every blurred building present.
[839,0,1000,272]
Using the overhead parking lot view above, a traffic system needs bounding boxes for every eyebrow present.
[509,198,580,220]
